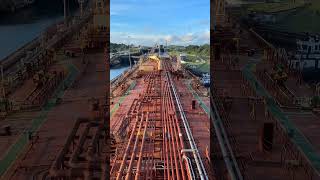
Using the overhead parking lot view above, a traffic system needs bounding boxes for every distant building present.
[290,35,320,81]
[180,53,187,61]
[291,36,320,70]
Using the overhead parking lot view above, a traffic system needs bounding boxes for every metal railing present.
[210,93,244,180]
[166,71,209,180]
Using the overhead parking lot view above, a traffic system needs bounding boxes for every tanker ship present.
[0,0,109,179]
[110,52,212,179]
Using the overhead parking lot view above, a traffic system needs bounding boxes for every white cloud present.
[164,35,180,44]
[181,33,197,42]
[111,30,209,46]
[197,30,210,41]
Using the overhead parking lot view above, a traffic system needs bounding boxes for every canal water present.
[0,2,68,60]
[110,66,129,80]
[0,17,63,60]
[0,2,124,80]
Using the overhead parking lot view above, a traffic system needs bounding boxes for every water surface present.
[0,1,77,60]
[110,66,129,80]
[0,3,122,81]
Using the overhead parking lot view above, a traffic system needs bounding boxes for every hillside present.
[110,43,129,53]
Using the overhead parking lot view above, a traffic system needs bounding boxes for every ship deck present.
[212,26,320,179]
[0,51,106,179]
[110,58,212,179]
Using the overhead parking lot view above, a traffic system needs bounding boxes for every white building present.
[290,36,320,71]
[180,53,187,61]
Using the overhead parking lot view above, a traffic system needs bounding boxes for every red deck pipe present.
[124,111,145,179]
[116,114,141,180]
[134,112,149,180]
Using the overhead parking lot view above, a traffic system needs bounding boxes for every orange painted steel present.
[112,70,161,179]
[115,115,141,179]
[162,81,187,180]
[124,113,146,180]
[111,58,209,179]
[134,112,149,179]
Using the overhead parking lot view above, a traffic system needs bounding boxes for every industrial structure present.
[0,0,108,179]
[110,53,211,179]
[211,1,320,179]
[1,0,320,179]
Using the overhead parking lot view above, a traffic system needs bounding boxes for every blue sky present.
[111,0,210,46]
